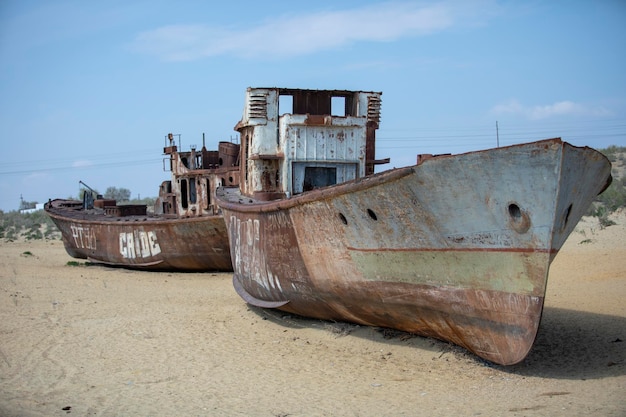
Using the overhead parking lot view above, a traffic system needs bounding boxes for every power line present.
[0,158,162,176]
[0,148,161,169]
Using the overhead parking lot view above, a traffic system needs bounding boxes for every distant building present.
[20,203,44,214]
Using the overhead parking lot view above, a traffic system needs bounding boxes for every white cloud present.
[23,172,50,182]
[491,99,611,120]
[528,101,586,120]
[72,160,93,168]
[130,1,498,61]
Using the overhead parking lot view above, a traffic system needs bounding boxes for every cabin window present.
[189,178,197,204]
[303,167,337,192]
[278,90,355,117]
[279,95,293,116]
[292,162,356,194]
[331,96,346,116]
[180,179,188,209]
[205,178,211,207]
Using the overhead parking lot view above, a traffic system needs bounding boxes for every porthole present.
[338,213,348,225]
[367,208,378,221]
[508,203,521,220]
[507,202,530,234]
[561,204,573,232]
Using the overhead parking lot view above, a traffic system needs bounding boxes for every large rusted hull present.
[45,200,232,272]
[216,139,612,365]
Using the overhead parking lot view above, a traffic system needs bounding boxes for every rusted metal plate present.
[215,88,613,365]
[46,201,233,271]
[46,135,240,272]
[217,140,612,364]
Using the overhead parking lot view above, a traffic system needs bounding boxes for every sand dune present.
[1,212,624,416]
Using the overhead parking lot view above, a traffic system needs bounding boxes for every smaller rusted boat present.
[46,133,240,271]
[216,87,613,365]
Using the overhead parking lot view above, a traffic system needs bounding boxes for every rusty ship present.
[215,87,612,365]
[46,133,239,271]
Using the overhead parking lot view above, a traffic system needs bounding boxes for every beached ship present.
[46,133,239,271]
[216,87,612,365]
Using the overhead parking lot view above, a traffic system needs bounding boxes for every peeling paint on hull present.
[45,208,232,271]
[217,139,612,365]
[45,133,239,272]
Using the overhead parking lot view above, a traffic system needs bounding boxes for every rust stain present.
[46,133,240,272]
[212,87,613,365]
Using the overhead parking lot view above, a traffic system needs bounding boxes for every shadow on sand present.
[249,305,625,380]
[503,307,624,379]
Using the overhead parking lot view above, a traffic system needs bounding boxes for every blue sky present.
[1,0,624,212]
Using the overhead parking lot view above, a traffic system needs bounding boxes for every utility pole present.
[496,121,500,148]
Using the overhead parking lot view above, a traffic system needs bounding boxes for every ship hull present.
[46,201,232,272]
[217,139,612,365]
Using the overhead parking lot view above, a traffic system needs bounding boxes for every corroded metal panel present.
[46,134,240,272]
[46,207,233,271]
[236,88,382,199]
[217,138,612,365]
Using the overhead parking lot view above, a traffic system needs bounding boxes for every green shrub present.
[0,209,60,241]
[594,178,626,212]
[588,146,626,221]
[601,145,626,163]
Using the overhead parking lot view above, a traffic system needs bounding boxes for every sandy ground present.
[1,213,624,417]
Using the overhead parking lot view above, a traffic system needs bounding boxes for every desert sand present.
[1,212,625,417]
